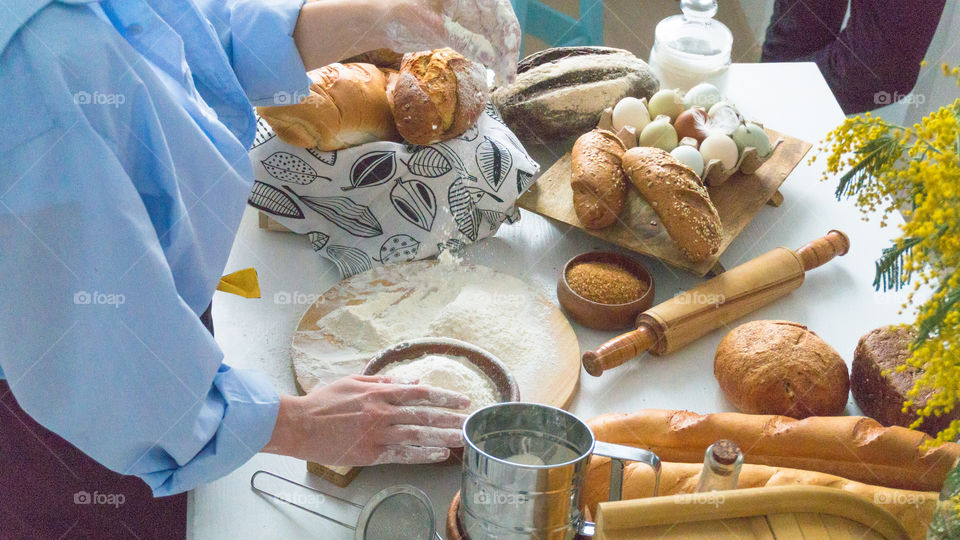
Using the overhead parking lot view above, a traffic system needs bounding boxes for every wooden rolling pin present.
[582,230,850,376]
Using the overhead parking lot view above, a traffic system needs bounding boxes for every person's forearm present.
[262,394,306,457]
[293,0,385,71]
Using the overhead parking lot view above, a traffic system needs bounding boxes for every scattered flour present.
[380,354,499,414]
[298,257,564,400]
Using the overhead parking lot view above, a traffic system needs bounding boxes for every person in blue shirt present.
[0,0,520,538]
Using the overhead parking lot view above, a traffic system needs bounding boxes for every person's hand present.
[378,0,522,84]
[294,0,521,84]
[262,374,470,466]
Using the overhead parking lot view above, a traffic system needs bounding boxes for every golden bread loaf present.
[570,129,628,229]
[581,460,937,539]
[256,63,399,150]
[714,320,850,418]
[621,146,722,262]
[586,409,960,492]
[388,48,488,145]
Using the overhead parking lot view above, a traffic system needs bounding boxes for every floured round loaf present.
[852,325,959,436]
[714,320,850,418]
[492,46,659,141]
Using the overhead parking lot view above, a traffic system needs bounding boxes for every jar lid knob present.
[681,0,718,21]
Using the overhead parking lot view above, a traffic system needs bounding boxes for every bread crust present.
[622,146,722,262]
[852,325,958,436]
[256,63,398,150]
[585,409,960,492]
[571,129,628,229]
[714,320,849,418]
[389,48,488,144]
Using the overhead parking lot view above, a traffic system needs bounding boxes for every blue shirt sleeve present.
[0,3,280,496]
[196,0,311,106]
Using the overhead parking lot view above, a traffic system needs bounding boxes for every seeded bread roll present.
[714,321,850,418]
[621,146,722,262]
[852,325,959,436]
[256,63,399,150]
[571,129,628,229]
[388,48,488,145]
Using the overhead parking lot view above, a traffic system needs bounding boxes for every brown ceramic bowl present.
[557,251,655,331]
[362,337,520,406]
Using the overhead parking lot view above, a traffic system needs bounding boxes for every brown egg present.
[674,107,708,144]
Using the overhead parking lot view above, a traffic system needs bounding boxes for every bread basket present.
[247,104,540,278]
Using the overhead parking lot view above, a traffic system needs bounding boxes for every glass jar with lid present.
[648,0,733,92]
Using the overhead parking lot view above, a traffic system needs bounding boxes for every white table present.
[188,62,913,539]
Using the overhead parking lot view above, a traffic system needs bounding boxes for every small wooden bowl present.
[362,337,520,406]
[557,251,655,331]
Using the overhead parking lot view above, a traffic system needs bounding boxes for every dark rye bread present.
[492,46,659,141]
[852,325,959,437]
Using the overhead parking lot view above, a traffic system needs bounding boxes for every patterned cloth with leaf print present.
[248,103,540,278]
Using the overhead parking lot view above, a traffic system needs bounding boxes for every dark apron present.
[0,305,213,539]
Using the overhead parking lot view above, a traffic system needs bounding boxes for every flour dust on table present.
[291,256,576,402]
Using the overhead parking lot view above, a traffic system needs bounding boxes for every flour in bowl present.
[380,354,499,414]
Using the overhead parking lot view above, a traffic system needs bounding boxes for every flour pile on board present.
[303,259,560,398]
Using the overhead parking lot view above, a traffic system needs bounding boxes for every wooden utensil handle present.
[795,230,849,271]
[582,325,658,376]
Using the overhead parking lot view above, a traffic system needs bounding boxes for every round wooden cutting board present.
[290,260,581,409]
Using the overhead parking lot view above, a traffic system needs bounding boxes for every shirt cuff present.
[229,0,311,107]
[148,365,280,496]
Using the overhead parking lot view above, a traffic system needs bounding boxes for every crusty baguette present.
[621,147,722,262]
[571,129,628,229]
[257,63,399,150]
[587,409,960,492]
[582,460,937,539]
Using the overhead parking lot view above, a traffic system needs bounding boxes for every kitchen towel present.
[248,103,540,278]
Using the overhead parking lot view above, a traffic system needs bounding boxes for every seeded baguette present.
[586,409,960,493]
[571,129,628,229]
[581,460,937,539]
[622,147,722,262]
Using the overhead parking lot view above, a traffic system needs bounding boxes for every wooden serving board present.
[289,260,581,486]
[593,486,911,539]
[517,128,812,276]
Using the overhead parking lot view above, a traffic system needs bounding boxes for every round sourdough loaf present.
[388,48,488,144]
[714,320,849,418]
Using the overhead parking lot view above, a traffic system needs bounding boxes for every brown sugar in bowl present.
[557,251,655,331]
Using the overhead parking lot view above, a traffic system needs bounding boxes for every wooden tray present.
[446,487,911,540]
[290,260,581,487]
[594,486,910,540]
[516,128,811,276]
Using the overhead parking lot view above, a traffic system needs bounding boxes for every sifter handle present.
[795,230,850,271]
[581,325,658,377]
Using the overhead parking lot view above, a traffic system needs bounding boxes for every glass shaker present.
[695,439,743,492]
[648,0,733,92]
